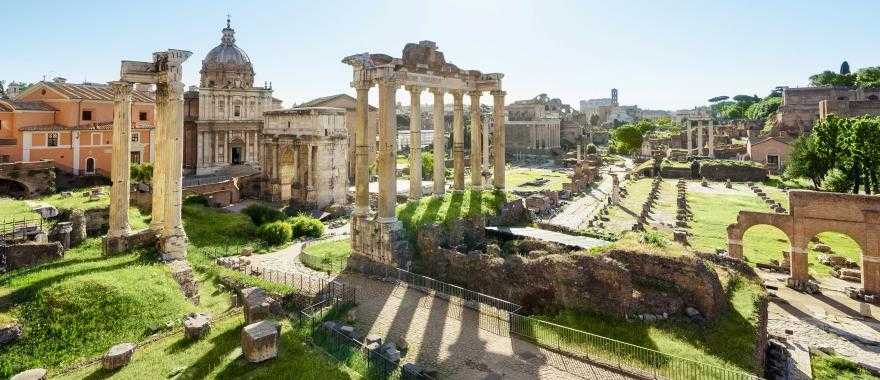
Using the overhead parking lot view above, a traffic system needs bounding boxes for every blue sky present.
[2,0,878,110]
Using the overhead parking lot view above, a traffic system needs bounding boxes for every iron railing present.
[0,217,43,243]
[241,264,356,304]
[299,250,347,273]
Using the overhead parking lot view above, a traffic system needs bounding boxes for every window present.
[82,110,92,121]
[139,112,148,121]
[130,151,141,164]
[85,157,95,174]
[47,133,59,147]
[131,132,140,142]
[234,105,241,117]
[208,80,215,87]
[767,155,779,169]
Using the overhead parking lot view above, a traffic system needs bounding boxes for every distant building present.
[299,93,378,183]
[505,94,563,154]
[773,86,880,136]
[580,88,670,126]
[747,135,794,172]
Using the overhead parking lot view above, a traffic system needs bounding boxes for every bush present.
[256,221,293,245]
[289,214,325,239]
[585,143,598,154]
[642,230,669,248]
[183,195,210,206]
[243,204,286,226]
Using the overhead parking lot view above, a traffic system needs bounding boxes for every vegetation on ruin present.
[533,272,766,374]
[301,238,351,273]
[396,189,505,240]
[810,65,880,89]
[811,350,880,380]
[609,117,680,154]
[785,115,880,193]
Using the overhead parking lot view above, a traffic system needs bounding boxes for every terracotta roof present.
[0,99,56,112]
[300,93,375,111]
[750,135,794,146]
[40,81,155,103]
[18,121,154,132]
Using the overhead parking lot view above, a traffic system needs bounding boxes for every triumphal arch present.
[342,41,506,271]
[103,49,192,261]
[727,190,880,295]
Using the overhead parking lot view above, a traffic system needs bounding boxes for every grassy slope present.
[536,274,765,374]
[301,239,351,273]
[605,178,654,232]
[57,315,354,380]
[505,166,570,192]
[811,350,880,380]
[396,189,505,237]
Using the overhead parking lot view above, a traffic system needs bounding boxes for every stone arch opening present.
[808,231,864,280]
[0,178,29,199]
[741,223,792,268]
[228,138,246,165]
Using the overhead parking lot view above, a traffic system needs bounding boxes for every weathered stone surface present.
[1,242,64,271]
[241,320,280,363]
[102,342,135,370]
[183,312,211,340]
[240,287,273,324]
[10,368,47,380]
[0,323,22,346]
[169,260,200,304]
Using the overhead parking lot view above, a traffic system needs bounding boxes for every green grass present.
[605,178,655,232]
[0,239,205,376]
[39,186,111,211]
[396,189,505,239]
[811,350,880,380]
[0,198,38,220]
[533,274,765,375]
[505,166,569,192]
[301,239,351,273]
[56,315,355,380]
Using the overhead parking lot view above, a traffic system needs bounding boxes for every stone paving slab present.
[486,226,611,250]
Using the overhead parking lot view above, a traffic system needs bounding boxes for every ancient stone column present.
[150,83,168,234]
[108,81,133,238]
[708,124,715,158]
[452,90,465,191]
[431,88,446,196]
[468,90,483,190]
[491,90,506,190]
[159,50,191,261]
[353,82,372,215]
[376,78,398,222]
[697,124,704,156]
[406,86,423,201]
[686,123,693,156]
[482,116,489,168]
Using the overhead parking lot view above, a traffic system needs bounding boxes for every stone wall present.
[348,216,411,274]
[0,160,56,198]
[83,207,110,236]
[184,179,241,207]
[415,220,727,320]
[1,242,64,271]
[699,161,767,182]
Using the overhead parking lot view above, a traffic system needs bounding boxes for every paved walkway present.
[486,226,610,250]
[547,157,633,230]
[248,241,636,380]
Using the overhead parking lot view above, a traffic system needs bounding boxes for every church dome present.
[200,18,255,89]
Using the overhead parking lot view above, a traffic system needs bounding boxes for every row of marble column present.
[685,124,715,157]
[107,76,188,260]
[353,79,506,223]
[532,124,561,150]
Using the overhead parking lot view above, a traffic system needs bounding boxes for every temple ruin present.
[342,41,505,271]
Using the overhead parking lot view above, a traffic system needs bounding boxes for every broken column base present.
[102,229,158,255]
[349,215,410,275]
[786,278,820,294]
[160,229,188,262]
[169,260,200,305]
[844,287,878,304]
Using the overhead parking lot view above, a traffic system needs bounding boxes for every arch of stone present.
[103,49,193,261]
[727,190,879,295]
[342,41,506,272]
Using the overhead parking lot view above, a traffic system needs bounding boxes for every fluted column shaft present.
[108,82,133,238]
[353,83,371,215]
[431,89,446,196]
[708,124,715,158]
[452,91,465,191]
[492,91,506,190]
[407,86,423,201]
[468,91,482,190]
[697,124,704,156]
[377,79,398,221]
[150,84,167,233]
[161,79,188,260]
[686,124,693,155]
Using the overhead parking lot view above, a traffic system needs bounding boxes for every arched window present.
[85,157,95,174]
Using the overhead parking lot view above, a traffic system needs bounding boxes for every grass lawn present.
[396,189,505,239]
[534,274,765,375]
[0,198,38,220]
[811,350,880,380]
[57,315,355,380]
[604,178,655,232]
[39,186,111,211]
[505,166,569,192]
[301,239,351,273]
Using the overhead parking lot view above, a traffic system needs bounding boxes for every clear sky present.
[2,0,878,110]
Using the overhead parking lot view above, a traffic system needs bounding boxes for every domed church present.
[183,18,282,176]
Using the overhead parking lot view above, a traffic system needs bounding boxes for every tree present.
[130,163,153,185]
[809,70,856,87]
[610,124,643,154]
[732,94,759,103]
[589,113,599,126]
[0,80,5,98]
[855,67,880,89]
[840,61,851,75]
[708,96,729,103]
[784,137,826,188]
[745,97,782,120]
[420,152,435,180]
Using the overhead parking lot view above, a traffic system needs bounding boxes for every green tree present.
[745,97,782,120]
[840,61,851,75]
[420,152,434,180]
[130,163,153,184]
[855,67,880,89]
[589,113,599,126]
[610,124,643,154]
[784,137,826,188]
[809,70,856,87]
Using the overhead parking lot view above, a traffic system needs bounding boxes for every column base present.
[160,227,188,261]
[349,216,410,274]
[102,228,158,255]
[786,277,820,294]
[353,206,370,216]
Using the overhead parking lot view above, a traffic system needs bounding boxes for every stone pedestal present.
[349,215,410,274]
[240,287,272,324]
[183,312,212,340]
[102,228,158,255]
[169,260,200,304]
[242,320,280,363]
[102,342,135,370]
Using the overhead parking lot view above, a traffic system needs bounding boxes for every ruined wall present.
[1,242,64,271]
[0,160,56,197]
[699,161,767,181]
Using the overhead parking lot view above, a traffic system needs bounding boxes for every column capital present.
[109,81,134,99]
[429,87,445,96]
[467,90,483,97]
[375,76,400,88]
[450,89,464,99]
[352,80,374,90]
[490,90,506,97]
[405,85,423,94]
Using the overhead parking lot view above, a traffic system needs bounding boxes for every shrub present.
[183,195,210,206]
[242,204,286,226]
[256,220,293,245]
[289,214,325,239]
[585,143,598,154]
[642,230,669,248]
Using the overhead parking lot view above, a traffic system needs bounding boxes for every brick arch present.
[727,211,794,259]
[800,219,867,255]
[0,177,31,198]
[0,161,54,198]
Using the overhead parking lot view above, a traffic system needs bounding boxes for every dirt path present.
[249,242,636,379]
[547,157,633,230]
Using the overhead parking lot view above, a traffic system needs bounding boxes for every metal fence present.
[0,217,43,243]
[299,250,347,273]
[388,268,760,380]
[242,264,356,305]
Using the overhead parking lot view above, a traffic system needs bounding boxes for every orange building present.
[0,79,155,175]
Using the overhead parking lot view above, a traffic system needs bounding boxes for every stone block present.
[183,312,211,340]
[0,323,22,346]
[340,325,356,338]
[240,287,272,324]
[241,320,280,363]
[364,334,382,347]
[102,342,135,370]
[1,242,64,271]
[10,368,47,380]
[813,243,832,253]
[384,347,402,362]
